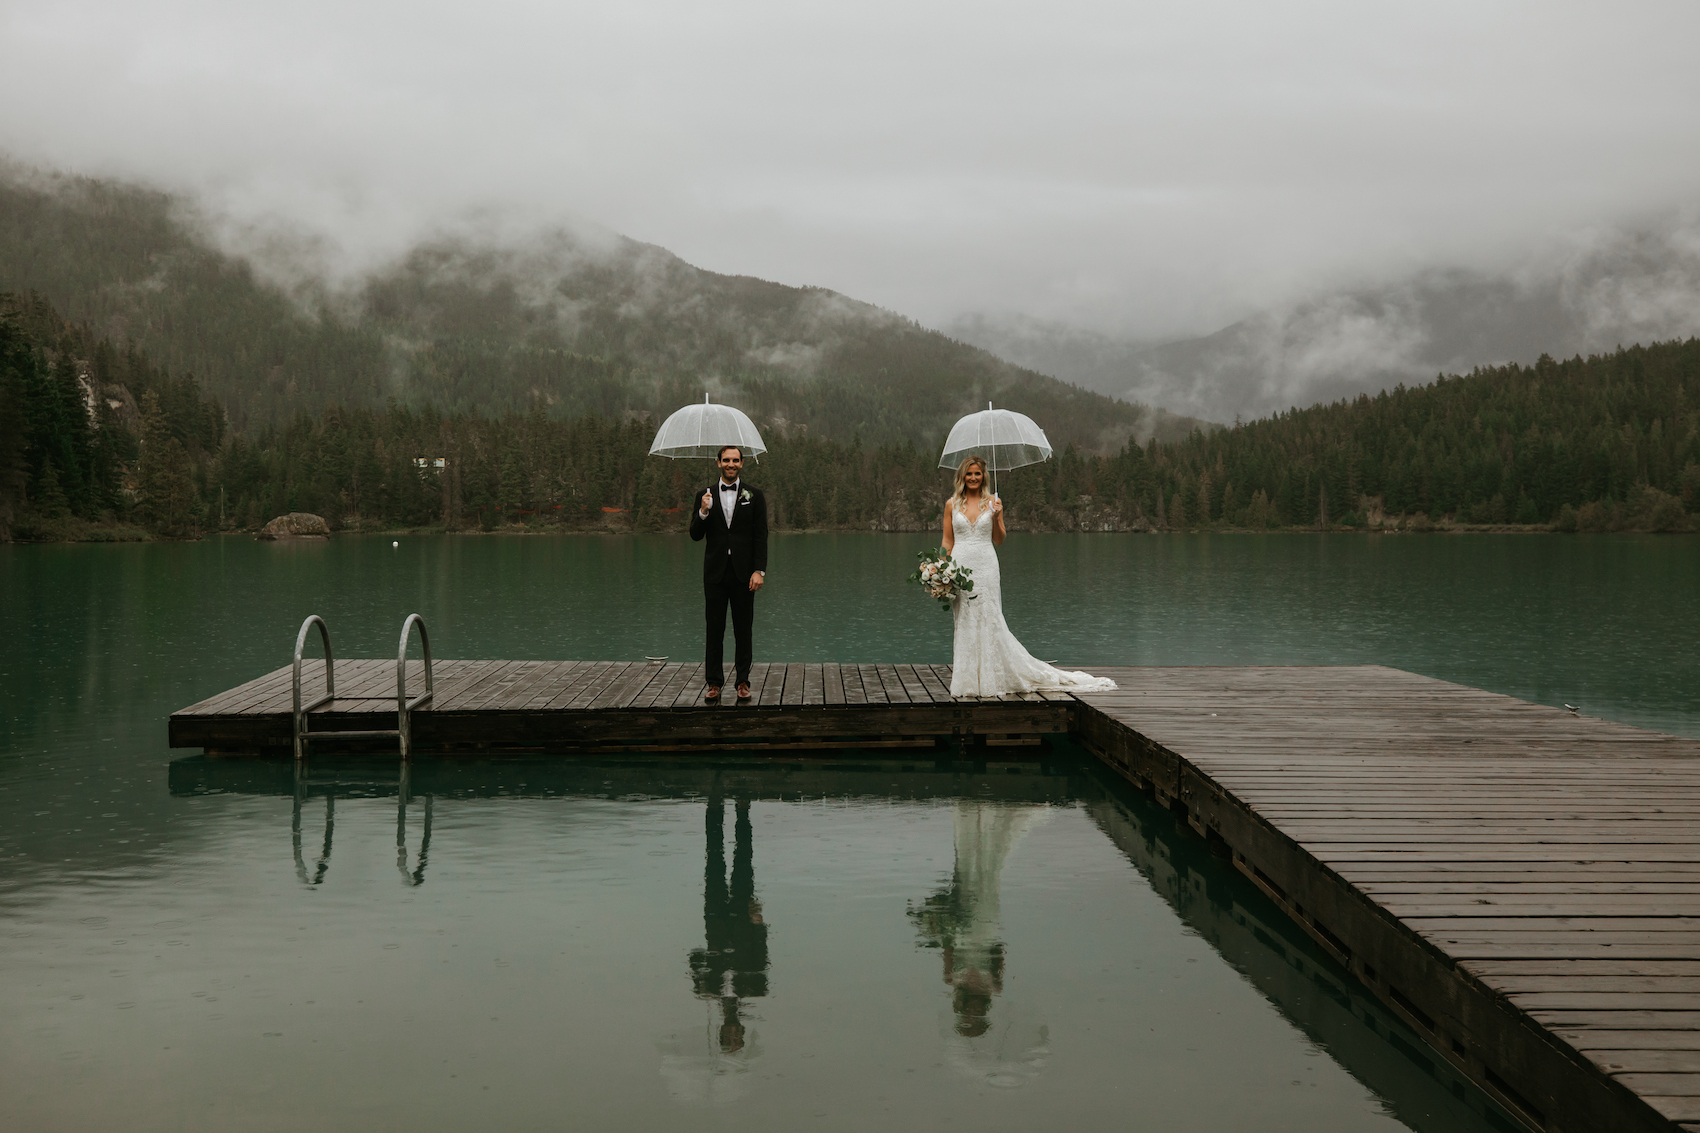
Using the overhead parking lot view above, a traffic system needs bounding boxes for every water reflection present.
[162,752,1515,1130]
[910,803,1039,1036]
[909,801,1053,1088]
[1081,765,1518,1133]
[287,764,432,887]
[688,789,769,1054]
[291,792,333,886]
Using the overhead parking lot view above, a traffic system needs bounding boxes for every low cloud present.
[953,210,1700,421]
[3,1,1699,343]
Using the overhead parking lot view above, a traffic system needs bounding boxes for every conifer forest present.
[2,290,1696,541]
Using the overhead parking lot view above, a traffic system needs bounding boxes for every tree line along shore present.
[2,291,1696,542]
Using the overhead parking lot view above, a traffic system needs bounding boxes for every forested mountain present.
[2,157,1694,542]
[1145,342,1700,532]
[0,288,1147,540]
[0,163,1203,451]
[3,286,1693,542]
[0,291,224,539]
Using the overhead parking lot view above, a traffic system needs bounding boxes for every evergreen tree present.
[137,391,199,535]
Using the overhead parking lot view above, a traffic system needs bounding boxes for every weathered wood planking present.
[168,659,1073,753]
[1074,665,1700,1133]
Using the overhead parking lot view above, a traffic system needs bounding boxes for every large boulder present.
[257,512,331,539]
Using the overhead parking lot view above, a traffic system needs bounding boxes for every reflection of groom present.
[688,791,768,1053]
[689,446,767,701]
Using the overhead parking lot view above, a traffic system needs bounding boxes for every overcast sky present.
[3,0,1699,338]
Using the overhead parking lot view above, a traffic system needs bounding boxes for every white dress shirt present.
[701,479,740,520]
[699,480,761,573]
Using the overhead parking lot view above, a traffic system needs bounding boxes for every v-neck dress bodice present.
[946,502,1115,698]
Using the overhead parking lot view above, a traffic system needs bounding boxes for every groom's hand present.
[748,571,765,592]
[700,488,713,514]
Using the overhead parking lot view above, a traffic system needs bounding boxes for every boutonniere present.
[739,489,752,503]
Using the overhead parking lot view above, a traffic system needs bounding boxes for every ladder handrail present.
[293,615,334,761]
[397,613,434,759]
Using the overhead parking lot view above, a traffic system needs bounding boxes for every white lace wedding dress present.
[948,503,1117,698]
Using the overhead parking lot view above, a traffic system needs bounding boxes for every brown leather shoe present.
[704,685,722,701]
[735,682,752,700]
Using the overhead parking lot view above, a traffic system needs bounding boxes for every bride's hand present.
[990,495,1003,514]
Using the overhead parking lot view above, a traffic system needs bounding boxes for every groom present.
[690,445,768,701]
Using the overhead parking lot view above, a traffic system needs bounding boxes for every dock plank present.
[433,660,509,710]
[564,662,632,711]
[630,662,689,710]
[189,666,293,715]
[489,661,561,711]
[464,661,543,712]
[534,663,608,711]
[223,662,326,715]
[748,662,780,706]
[520,661,587,709]
[671,667,711,708]
[843,664,870,705]
[912,664,950,703]
[588,662,665,711]
[782,663,807,707]
[894,664,931,704]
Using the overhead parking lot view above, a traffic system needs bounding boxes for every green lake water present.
[3,531,1697,1131]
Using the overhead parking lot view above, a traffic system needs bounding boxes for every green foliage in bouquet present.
[908,546,977,613]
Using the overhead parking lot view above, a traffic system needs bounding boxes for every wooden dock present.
[167,659,1075,754]
[1074,666,1700,1133]
[169,660,1700,1132]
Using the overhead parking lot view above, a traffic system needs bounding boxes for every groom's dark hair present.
[717,446,743,460]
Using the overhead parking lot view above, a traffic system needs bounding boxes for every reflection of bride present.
[909,801,1053,1088]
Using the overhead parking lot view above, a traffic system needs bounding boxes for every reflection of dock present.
[169,660,1700,1131]
[168,660,1072,753]
[1084,784,1510,1132]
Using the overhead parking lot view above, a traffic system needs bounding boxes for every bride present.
[942,457,1117,698]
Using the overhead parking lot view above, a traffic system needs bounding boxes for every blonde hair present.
[949,456,989,515]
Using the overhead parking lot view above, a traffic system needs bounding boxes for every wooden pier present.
[167,659,1075,754]
[1075,666,1700,1133]
[169,660,1700,1133]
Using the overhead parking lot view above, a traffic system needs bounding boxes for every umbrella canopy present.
[938,403,1053,472]
[649,395,768,461]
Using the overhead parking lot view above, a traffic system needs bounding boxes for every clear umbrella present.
[938,402,1052,496]
[649,394,768,461]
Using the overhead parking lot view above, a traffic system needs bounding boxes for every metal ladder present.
[292,613,434,760]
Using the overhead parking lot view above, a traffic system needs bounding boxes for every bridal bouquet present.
[908,547,977,612]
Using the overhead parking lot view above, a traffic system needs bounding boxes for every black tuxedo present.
[689,481,768,686]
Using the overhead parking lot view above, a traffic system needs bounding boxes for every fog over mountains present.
[0,162,1208,449]
[7,156,1698,440]
[949,213,1700,423]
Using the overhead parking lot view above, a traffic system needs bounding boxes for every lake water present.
[3,531,1697,1131]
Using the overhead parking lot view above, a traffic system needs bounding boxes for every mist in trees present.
[3,289,1696,542]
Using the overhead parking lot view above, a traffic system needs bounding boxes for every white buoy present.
[393,541,399,548]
